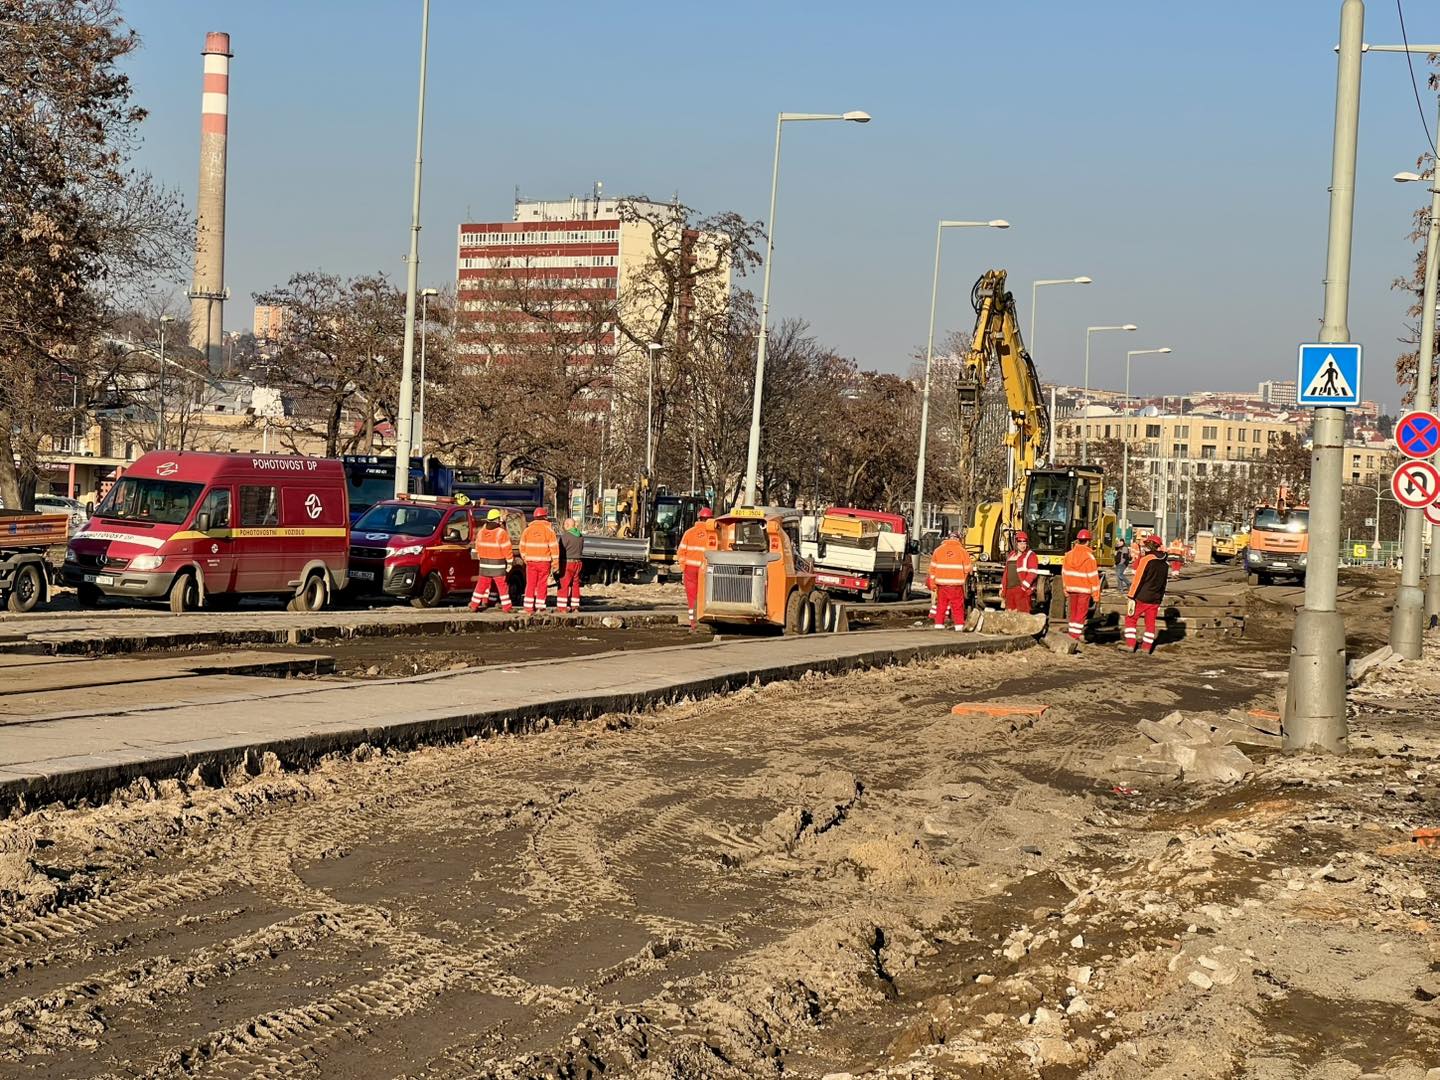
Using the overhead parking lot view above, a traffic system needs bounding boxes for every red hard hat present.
[1076,528,1092,541]
[1144,534,1162,547]
[1015,531,1029,542]
[533,507,548,519]
[698,507,713,519]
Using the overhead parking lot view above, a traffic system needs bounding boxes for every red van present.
[63,451,348,612]
[347,496,527,607]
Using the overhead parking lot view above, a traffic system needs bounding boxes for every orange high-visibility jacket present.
[928,539,974,587]
[474,522,513,571]
[519,520,559,564]
[1061,543,1102,600]
[677,522,715,570]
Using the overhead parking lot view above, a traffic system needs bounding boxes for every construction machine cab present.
[699,506,829,634]
[1020,466,1116,565]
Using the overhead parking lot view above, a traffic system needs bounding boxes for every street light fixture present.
[1119,347,1172,538]
[415,287,440,456]
[912,218,1011,533]
[742,109,871,506]
[157,315,175,450]
[1081,323,1138,465]
[1029,276,1092,360]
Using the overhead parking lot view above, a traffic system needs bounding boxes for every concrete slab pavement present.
[0,627,1035,809]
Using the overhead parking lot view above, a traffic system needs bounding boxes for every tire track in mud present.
[2,639,1269,1078]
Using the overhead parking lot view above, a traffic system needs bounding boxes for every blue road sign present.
[1396,410,1440,460]
[1296,342,1362,407]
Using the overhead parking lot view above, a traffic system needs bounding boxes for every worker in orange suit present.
[676,507,715,629]
[1124,534,1168,654]
[469,508,514,612]
[926,531,974,631]
[1002,531,1040,612]
[519,507,560,615]
[1060,528,1102,643]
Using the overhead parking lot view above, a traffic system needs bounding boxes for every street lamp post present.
[743,110,870,506]
[912,218,1010,533]
[1081,324,1138,464]
[1391,156,1440,656]
[1029,276,1092,361]
[646,342,662,480]
[157,315,175,450]
[1120,347,1172,536]
[392,0,430,497]
[415,287,439,456]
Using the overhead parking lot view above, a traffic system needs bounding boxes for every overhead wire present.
[1396,0,1438,158]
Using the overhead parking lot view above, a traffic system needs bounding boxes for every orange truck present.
[0,509,70,612]
[698,506,832,634]
[1243,489,1310,585]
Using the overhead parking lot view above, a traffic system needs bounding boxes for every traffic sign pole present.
[1286,0,1361,756]
[1389,93,1440,659]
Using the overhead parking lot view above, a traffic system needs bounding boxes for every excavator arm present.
[958,270,1050,560]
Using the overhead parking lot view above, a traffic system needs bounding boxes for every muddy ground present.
[0,572,1435,1078]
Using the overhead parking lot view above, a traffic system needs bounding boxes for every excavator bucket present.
[956,376,981,408]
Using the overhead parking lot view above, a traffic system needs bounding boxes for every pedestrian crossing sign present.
[1296,342,1362,407]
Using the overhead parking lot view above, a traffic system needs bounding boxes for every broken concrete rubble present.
[1110,709,1269,785]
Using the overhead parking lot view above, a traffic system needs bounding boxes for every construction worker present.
[926,530,974,630]
[676,507,715,629]
[519,507,560,615]
[1060,528,1102,643]
[1002,531,1039,612]
[1124,534,1168,654]
[469,509,514,612]
[556,517,584,614]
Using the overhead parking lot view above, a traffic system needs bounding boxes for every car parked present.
[34,494,88,534]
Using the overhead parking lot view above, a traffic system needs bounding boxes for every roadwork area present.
[0,576,1435,1078]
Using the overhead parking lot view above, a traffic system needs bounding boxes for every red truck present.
[798,507,915,601]
[0,510,69,612]
[346,496,527,607]
[63,451,349,612]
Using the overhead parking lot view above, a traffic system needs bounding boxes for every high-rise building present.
[1258,379,1297,406]
[252,304,286,341]
[454,193,728,374]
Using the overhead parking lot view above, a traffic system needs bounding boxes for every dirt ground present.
[0,573,1436,1079]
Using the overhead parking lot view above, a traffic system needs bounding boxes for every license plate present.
[84,574,115,585]
[348,570,374,581]
[1271,563,1289,570]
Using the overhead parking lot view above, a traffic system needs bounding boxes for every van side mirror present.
[196,512,212,533]
[444,527,462,543]
[907,539,920,555]
[85,501,95,515]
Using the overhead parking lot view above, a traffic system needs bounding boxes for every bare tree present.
[0,0,191,506]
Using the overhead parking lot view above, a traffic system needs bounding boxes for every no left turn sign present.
[1392,459,1440,510]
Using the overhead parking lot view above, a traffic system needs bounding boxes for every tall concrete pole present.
[1427,520,1440,628]
[913,222,945,533]
[743,114,785,508]
[1391,113,1440,657]
[1286,0,1363,755]
[189,32,232,373]
[393,0,430,498]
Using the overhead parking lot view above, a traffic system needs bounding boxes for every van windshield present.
[95,478,204,525]
[353,503,442,537]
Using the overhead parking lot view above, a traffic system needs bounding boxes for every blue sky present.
[120,1,1440,409]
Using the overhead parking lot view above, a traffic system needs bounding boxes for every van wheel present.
[168,572,199,614]
[783,590,805,635]
[809,590,831,634]
[6,564,42,613]
[76,583,102,609]
[288,573,328,613]
[411,572,445,609]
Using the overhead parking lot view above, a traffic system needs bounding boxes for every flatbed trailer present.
[0,509,68,612]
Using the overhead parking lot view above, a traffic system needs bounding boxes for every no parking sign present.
[1396,410,1440,460]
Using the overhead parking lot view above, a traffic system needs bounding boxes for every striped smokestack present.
[189,31,232,372]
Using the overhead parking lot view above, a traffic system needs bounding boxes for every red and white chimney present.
[189,31,232,372]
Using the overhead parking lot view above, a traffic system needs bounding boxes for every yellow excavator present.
[957,270,1117,609]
